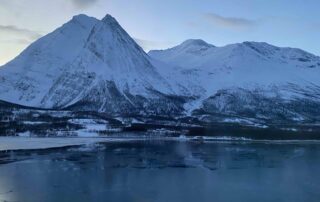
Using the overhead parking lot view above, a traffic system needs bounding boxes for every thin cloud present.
[204,13,256,29]
[134,38,174,52]
[71,0,98,8]
[134,38,158,51]
[0,39,31,44]
[0,24,42,42]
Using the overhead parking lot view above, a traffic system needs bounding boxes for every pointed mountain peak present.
[69,14,98,29]
[96,14,126,33]
[72,14,90,20]
[88,14,138,48]
[80,13,150,68]
[180,39,214,48]
[71,14,97,23]
[101,14,119,24]
[159,39,215,53]
[148,39,215,57]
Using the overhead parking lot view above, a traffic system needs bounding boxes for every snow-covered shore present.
[0,137,138,151]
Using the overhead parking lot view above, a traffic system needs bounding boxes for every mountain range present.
[1,14,320,127]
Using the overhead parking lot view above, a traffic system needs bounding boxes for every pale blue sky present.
[0,0,319,65]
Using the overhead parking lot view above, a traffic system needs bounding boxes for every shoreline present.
[1,136,320,152]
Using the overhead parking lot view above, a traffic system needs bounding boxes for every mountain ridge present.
[1,14,320,125]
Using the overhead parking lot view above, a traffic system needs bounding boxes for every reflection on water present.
[0,140,320,202]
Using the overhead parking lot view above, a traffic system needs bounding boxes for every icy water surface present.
[0,140,319,202]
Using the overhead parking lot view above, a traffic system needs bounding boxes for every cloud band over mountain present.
[71,0,98,8]
[204,13,255,29]
[0,24,42,43]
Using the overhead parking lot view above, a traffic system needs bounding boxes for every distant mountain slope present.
[149,40,320,122]
[149,39,320,71]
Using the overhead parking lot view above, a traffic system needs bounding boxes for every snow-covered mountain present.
[0,14,189,115]
[149,39,320,95]
[149,39,320,123]
[0,14,98,106]
[1,14,320,124]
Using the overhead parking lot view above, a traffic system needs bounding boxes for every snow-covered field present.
[0,137,139,151]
